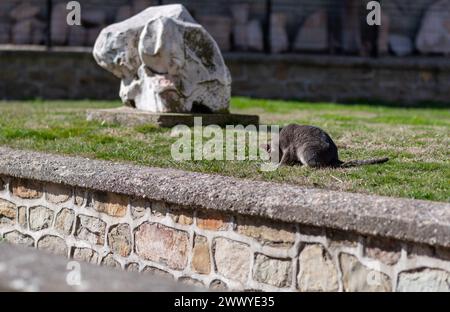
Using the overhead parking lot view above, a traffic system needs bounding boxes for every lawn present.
[0,98,448,202]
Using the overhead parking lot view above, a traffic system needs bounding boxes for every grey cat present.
[264,124,389,168]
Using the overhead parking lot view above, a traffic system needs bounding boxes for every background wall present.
[1,0,449,104]
[1,0,448,55]
[0,48,448,105]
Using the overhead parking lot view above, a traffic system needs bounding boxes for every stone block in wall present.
[31,19,45,45]
[29,206,54,231]
[93,192,128,217]
[74,188,86,207]
[151,201,167,219]
[233,24,249,51]
[37,235,67,257]
[17,206,27,228]
[135,222,189,270]
[178,277,204,287]
[397,268,450,292]
[210,279,228,290]
[3,230,34,247]
[416,0,450,55]
[378,14,390,55]
[55,208,75,236]
[0,23,10,44]
[326,229,359,250]
[107,223,132,257]
[231,4,249,25]
[73,247,99,264]
[297,244,338,292]
[11,179,42,199]
[213,238,251,284]
[293,9,328,52]
[51,3,69,45]
[173,212,193,226]
[45,183,71,204]
[167,205,193,225]
[10,2,40,21]
[126,262,139,272]
[236,216,295,247]
[247,20,264,52]
[130,198,148,219]
[0,199,16,225]
[197,16,232,52]
[75,215,106,245]
[192,235,211,275]
[364,237,401,266]
[389,34,413,56]
[341,0,362,53]
[101,254,121,269]
[196,210,230,231]
[273,63,288,81]
[253,254,292,288]
[142,266,172,278]
[11,19,45,44]
[231,4,249,51]
[226,61,246,81]
[68,25,87,47]
[270,13,289,54]
[340,253,391,292]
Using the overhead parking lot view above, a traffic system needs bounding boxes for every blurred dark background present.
[0,0,449,104]
[1,0,448,57]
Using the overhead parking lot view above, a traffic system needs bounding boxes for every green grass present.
[0,98,448,202]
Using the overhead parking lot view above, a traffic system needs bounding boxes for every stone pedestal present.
[87,107,259,128]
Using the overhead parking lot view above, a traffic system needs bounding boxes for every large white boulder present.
[93,4,231,113]
[416,0,450,55]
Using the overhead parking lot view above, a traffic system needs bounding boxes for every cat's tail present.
[339,157,389,168]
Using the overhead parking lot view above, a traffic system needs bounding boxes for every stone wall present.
[227,53,450,104]
[0,46,118,100]
[1,46,450,104]
[0,147,449,291]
